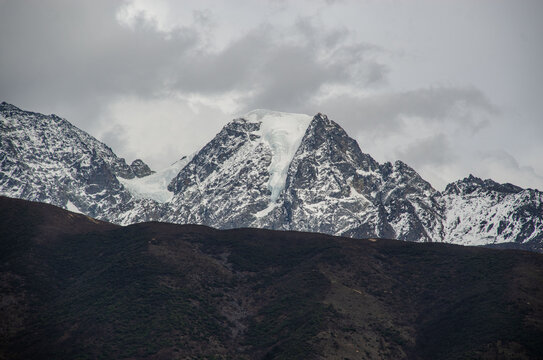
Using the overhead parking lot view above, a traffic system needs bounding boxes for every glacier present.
[118,156,192,203]
[244,109,312,202]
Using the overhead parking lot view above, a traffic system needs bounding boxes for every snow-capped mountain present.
[1,102,541,250]
[441,175,543,246]
[0,102,164,222]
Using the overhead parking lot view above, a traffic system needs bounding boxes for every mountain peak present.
[314,112,331,123]
[0,101,21,112]
[444,174,524,195]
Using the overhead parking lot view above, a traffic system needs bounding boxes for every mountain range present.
[1,102,542,250]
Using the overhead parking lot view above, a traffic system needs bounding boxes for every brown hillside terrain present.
[0,196,542,359]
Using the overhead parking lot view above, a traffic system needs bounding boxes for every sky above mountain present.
[1,0,542,190]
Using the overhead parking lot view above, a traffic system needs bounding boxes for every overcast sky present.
[1,0,542,190]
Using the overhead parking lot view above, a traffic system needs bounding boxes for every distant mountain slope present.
[441,175,543,247]
[1,102,542,249]
[0,102,165,223]
[1,196,542,359]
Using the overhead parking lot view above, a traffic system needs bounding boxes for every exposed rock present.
[130,159,154,178]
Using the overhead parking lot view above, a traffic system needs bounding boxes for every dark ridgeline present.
[1,196,542,359]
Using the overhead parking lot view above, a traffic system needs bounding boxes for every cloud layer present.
[1,0,542,190]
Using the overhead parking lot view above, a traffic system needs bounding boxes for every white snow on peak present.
[242,109,312,202]
[119,155,192,203]
[66,200,82,214]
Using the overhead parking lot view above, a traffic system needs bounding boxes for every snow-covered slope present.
[0,102,161,223]
[1,102,541,249]
[119,156,192,203]
[441,175,543,246]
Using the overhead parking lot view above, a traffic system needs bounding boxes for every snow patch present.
[356,169,377,176]
[66,200,82,214]
[119,156,191,203]
[244,109,312,202]
[254,203,279,218]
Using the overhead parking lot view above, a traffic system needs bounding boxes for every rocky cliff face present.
[1,102,541,249]
[279,113,387,238]
[165,117,272,228]
[279,114,444,243]
[130,159,154,178]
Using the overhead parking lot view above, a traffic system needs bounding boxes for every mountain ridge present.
[1,102,542,250]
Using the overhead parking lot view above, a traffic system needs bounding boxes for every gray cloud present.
[1,0,542,190]
[395,133,454,167]
[167,18,386,112]
[0,1,385,128]
[312,86,497,136]
[0,0,199,128]
[475,150,543,190]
